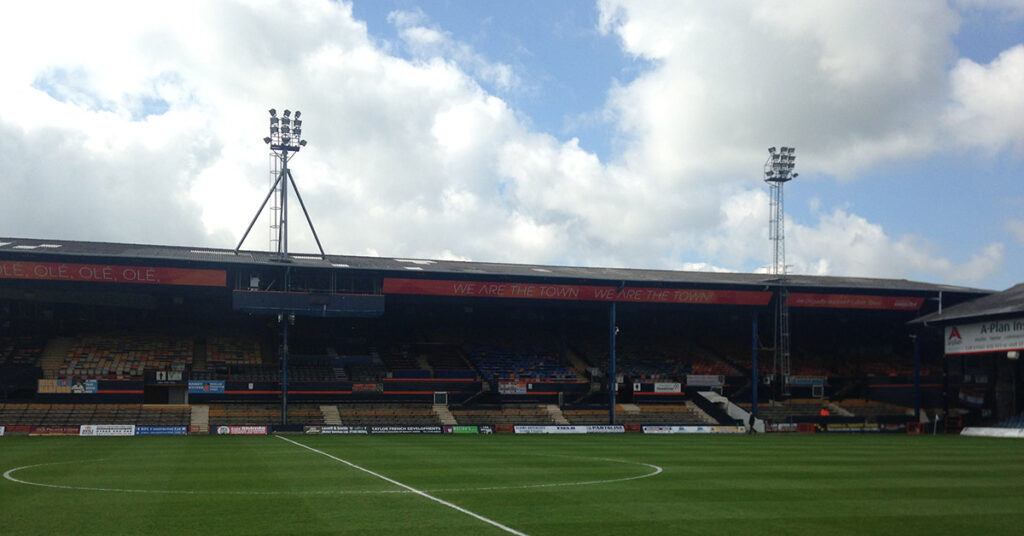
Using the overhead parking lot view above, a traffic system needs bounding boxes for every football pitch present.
[2,434,1023,535]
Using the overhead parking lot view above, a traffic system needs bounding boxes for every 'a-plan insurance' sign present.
[945,318,1024,355]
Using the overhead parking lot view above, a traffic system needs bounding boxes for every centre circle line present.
[3,444,663,500]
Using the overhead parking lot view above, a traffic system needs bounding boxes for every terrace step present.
[433,404,457,425]
[826,402,854,417]
[191,405,210,428]
[545,404,570,425]
[619,403,641,414]
[685,401,716,424]
[40,337,74,379]
[321,404,342,425]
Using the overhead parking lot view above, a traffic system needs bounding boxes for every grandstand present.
[1,235,1020,433]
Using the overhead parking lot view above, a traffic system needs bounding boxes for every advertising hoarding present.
[38,379,98,394]
[945,319,1024,355]
[215,425,268,435]
[189,380,225,394]
[0,261,225,287]
[135,426,188,436]
[80,424,136,436]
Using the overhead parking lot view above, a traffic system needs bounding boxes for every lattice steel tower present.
[765,146,797,395]
[235,108,326,261]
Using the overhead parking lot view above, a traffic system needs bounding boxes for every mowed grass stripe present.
[277,435,531,535]
[2,434,1024,535]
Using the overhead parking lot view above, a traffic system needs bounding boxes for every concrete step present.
[191,405,210,427]
[39,337,74,379]
[619,403,641,414]
[545,404,570,425]
[321,404,342,425]
[433,404,458,425]
[685,400,716,424]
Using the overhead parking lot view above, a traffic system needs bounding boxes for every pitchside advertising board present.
[136,426,188,436]
[514,425,625,434]
[302,425,486,434]
[80,424,135,436]
[214,425,268,435]
[642,426,744,434]
[945,318,1024,355]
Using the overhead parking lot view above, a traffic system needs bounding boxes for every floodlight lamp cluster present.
[264,108,307,150]
[765,146,797,182]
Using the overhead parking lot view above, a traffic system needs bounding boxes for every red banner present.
[383,278,771,305]
[788,293,923,311]
[0,261,225,287]
[29,425,81,436]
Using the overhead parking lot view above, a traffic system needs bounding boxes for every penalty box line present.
[275,435,530,536]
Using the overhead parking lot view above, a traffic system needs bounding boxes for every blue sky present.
[1,0,1023,290]
[353,0,645,157]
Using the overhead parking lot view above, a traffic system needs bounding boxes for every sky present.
[1,0,1023,291]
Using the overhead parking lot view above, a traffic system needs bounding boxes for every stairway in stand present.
[545,404,570,425]
[433,405,457,425]
[321,405,342,425]
[619,403,641,416]
[191,405,210,434]
[39,337,74,379]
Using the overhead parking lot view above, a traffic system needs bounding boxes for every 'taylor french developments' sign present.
[945,318,1024,355]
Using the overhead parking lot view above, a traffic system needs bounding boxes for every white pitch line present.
[3,454,661,497]
[276,435,531,536]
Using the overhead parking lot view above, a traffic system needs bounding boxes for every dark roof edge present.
[0,236,997,295]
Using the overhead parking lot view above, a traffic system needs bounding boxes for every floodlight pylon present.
[235,108,325,262]
[764,146,797,396]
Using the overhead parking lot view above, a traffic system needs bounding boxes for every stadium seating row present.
[60,333,192,380]
[0,400,926,427]
[1,334,43,366]
[0,403,190,426]
[19,321,942,387]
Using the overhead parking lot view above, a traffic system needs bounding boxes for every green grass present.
[2,434,1024,535]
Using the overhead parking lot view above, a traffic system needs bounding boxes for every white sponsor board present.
[582,425,626,434]
[654,382,683,393]
[514,425,624,434]
[642,425,745,434]
[318,426,370,434]
[369,425,442,434]
[945,318,1024,355]
[0,426,5,436]
[80,424,136,437]
[215,425,268,435]
[961,427,1024,438]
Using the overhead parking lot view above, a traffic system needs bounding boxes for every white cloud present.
[946,45,1024,154]
[0,0,1013,290]
[788,209,1003,285]
[594,0,1007,285]
[599,0,958,179]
